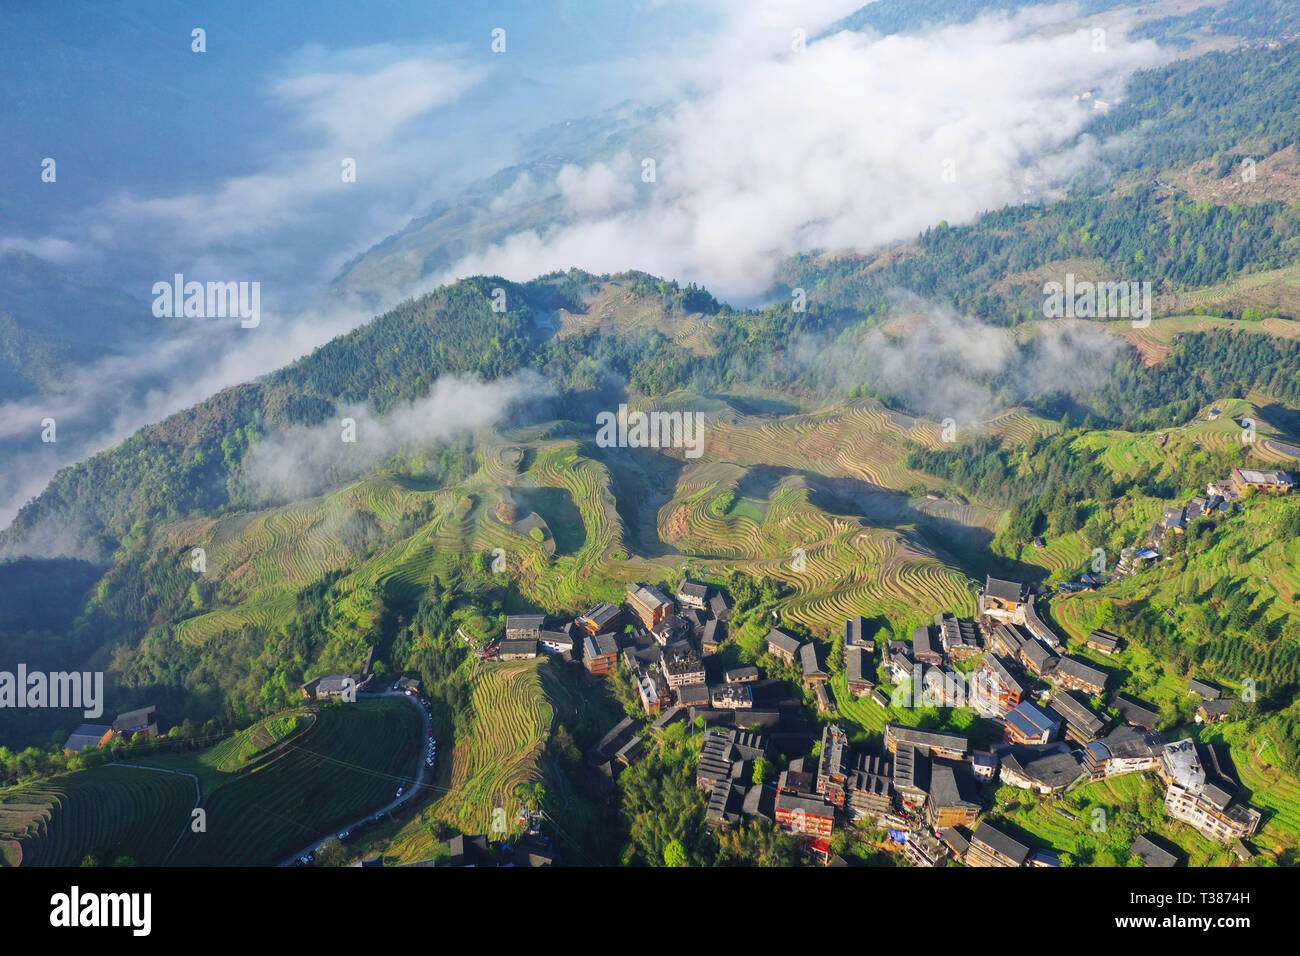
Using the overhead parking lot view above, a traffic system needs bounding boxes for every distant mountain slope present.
[0,275,555,558]
[822,0,1133,38]
[0,250,150,401]
[329,103,662,308]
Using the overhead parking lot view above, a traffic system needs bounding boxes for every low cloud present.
[786,292,1125,423]
[240,371,553,504]
[0,301,373,529]
[433,5,1165,304]
[0,45,492,531]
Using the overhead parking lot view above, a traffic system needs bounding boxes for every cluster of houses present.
[460,564,1264,866]
[970,577,1260,849]
[682,573,1260,866]
[64,705,161,753]
[764,626,838,713]
[1146,467,1292,555]
[484,580,735,701]
[1057,466,1295,593]
[494,579,838,738]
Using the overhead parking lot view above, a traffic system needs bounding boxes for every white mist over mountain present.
[0,1,1167,530]
[241,372,551,504]
[430,5,1164,304]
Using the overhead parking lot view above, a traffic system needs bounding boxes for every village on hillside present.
[51,463,1294,869]
[425,465,1294,867]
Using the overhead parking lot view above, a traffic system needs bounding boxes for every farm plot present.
[168,698,419,866]
[0,765,194,866]
[387,659,555,863]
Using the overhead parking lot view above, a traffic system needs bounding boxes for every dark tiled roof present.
[627,583,672,609]
[1054,655,1108,689]
[912,625,940,660]
[677,684,711,706]
[1111,692,1160,728]
[1006,701,1060,739]
[651,706,685,729]
[985,576,1025,604]
[928,762,979,809]
[65,724,110,750]
[892,746,928,793]
[845,646,869,685]
[1087,629,1121,651]
[846,616,867,646]
[1093,727,1166,761]
[505,614,546,630]
[1198,698,1234,716]
[584,633,619,658]
[1131,834,1178,867]
[1002,747,1082,791]
[775,791,833,817]
[1188,678,1223,699]
[498,639,538,656]
[887,723,968,754]
[983,654,1025,694]
[1047,691,1106,736]
[940,827,971,855]
[708,592,731,619]
[971,821,1031,865]
[993,624,1027,652]
[580,602,621,629]
[1019,639,1057,672]
[766,629,802,656]
[112,705,157,732]
[678,581,709,601]
[800,642,826,676]
[702,619,723,645]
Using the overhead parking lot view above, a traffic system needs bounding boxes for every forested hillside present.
[4,26,1300,802]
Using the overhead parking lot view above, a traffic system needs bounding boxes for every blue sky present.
[0,0,699,276]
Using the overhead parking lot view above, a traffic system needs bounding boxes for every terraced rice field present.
[173,592,298,646]
[742,520,973,635]
[1155,263,1300,324]
[168,698,419,866]
[153,398,1006,656]
[1229,746,1300,855]
[1005,772,1235,866]
[1019,532,1093,577]
[1080,429,1171,478]
[983,407,1062,445]
[556,283,716,355]
[654,461,979,635]
[0,765,195,866]
[701,400,934,490]
[208,711,313,773]
[1049,590,1107,644]
[1078,397,1295,485]
[387,660,555,862]
[1107,308,1300,368]
[1111,316,1241,366]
